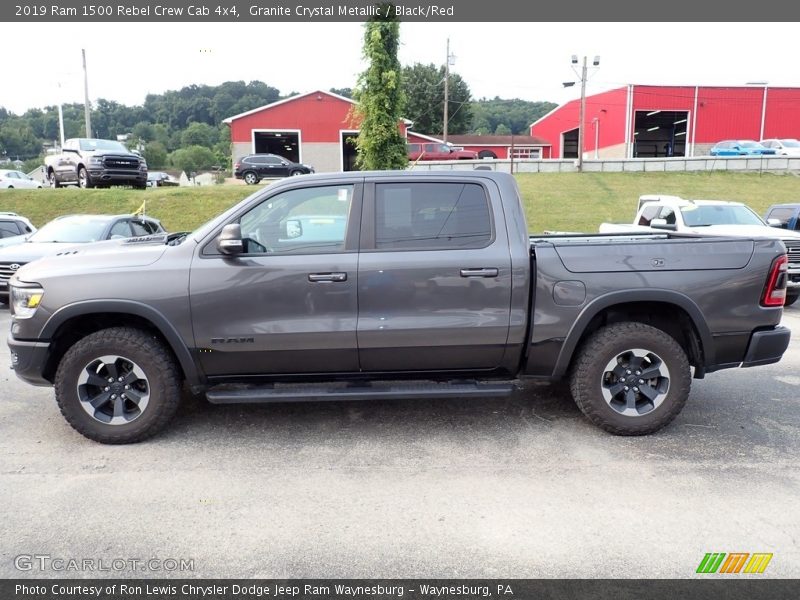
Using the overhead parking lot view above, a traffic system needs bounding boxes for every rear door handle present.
[460,268,499,278]
[308,272,347,283]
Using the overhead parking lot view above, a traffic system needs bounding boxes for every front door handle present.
[460,268,499,278]
[308,272,347,283]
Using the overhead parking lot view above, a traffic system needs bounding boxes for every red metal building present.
[224,90,409,173]
[406,132,552,160]
[530,85,800,159]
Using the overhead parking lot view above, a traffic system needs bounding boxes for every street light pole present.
[82,49,92,138]
[570,55,599,172]
[577,56,587,171]
[443,38,450,143]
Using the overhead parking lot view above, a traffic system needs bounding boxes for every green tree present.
[352,9,407,170]
[181,122,218,148]
[471,97,557,135]
[143,142,168,168]
[169,145,216,175]
[402,63,472,135]
[494,123,511,135]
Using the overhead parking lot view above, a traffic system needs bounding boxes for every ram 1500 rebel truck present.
[7,172,791,443]
[45,138,148,189]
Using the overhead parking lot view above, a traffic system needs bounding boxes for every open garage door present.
[562,128,579,158]
[253,131,300,163]
[341,132,359,171]
[633,111,688,157]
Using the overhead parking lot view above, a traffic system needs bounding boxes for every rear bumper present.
[741,326,791,368]
[7,334,52,386]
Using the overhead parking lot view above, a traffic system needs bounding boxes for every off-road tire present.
[55,327,182,444]
[569,321,691,435]
[49,170,61,188]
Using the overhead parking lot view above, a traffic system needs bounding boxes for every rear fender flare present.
[552,289,714,378]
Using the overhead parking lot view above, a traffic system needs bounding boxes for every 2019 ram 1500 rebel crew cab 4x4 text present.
[7,172,791,443]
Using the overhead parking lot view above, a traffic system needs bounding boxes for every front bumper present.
[741,326,791,368]
[7,333,52,386]
[88,169,147,184]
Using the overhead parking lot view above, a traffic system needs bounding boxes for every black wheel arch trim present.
[40,300,205,386]
[551,289,714,379]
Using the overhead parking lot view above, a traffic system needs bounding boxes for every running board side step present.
[206,381,516,404]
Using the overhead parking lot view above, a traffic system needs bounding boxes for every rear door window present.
[374,182,493,250]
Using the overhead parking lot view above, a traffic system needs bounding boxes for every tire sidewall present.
[572,324,690,434]
[55,330,179,443]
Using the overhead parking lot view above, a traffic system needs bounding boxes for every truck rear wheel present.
[54,327,182,444]
[569,322,691,435]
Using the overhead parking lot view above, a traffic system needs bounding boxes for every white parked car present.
[760,139,800,157]
[0,169,43,189]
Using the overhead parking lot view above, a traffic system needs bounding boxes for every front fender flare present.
[40,299,204,387]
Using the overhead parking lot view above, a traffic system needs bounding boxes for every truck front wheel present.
[569,322,691,435]
[77,166,94,189]
[54,327,182,444]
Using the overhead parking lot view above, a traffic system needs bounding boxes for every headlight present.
[89,156,103,165]
[10,285,44,319]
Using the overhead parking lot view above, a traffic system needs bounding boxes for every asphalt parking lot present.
[1,307,798,579]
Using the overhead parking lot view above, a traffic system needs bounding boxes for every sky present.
[1,22,798,115]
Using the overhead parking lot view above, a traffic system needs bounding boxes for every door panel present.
[357,179,512,371]
[190,182,362,376]
[190,252,359,375]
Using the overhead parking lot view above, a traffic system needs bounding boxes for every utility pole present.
[82,49,92,138]
[570,55,600,172]
[443,37,450,143]
[577,56,587,171]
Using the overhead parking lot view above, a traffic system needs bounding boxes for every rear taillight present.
[762,254,788,307]
[233,162,240,170]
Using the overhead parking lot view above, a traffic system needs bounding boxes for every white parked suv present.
[0,212,36,248]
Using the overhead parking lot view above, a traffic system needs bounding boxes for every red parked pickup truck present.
[408,142,478,161]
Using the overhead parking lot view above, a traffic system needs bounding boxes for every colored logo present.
[696,552,773,574]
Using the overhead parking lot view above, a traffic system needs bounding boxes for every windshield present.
[78,139,129,152]
[28,216,111,243]
[680,204,765,227]
[781,139,800,148]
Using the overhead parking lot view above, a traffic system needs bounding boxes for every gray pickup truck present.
[7,171,791,443]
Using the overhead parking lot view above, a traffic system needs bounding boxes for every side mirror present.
[651,218,677,231]
[766,218,783,228]
[282,219,303,239]
[217,223,244,255]
[281,161,289,166]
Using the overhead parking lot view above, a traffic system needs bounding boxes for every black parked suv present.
[234,154,314,184]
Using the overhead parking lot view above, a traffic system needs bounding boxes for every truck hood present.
[12,237,168,283]
[684,224,800,239]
